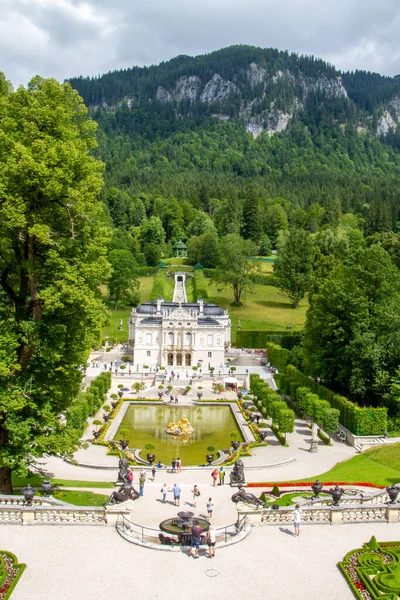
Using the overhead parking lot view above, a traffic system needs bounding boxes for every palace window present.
[208,352,212,358]
[147,351,151,357]
[207,335,213,346]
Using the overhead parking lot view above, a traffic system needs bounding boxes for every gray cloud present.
[1,0,400,87]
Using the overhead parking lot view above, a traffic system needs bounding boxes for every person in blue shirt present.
[172,483,181,506]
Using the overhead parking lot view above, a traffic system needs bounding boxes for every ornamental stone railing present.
[0,497,135,526]
[240,502,400,526]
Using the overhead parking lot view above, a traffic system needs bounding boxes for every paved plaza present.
[3,521,400,600]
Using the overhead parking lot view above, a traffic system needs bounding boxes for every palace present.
[128,296,231,369]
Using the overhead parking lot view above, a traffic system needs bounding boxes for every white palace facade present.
[128,297,231,369]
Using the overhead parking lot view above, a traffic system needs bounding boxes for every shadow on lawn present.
[255,299,292,310]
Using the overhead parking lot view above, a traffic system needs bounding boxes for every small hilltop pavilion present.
[172,240,187,258]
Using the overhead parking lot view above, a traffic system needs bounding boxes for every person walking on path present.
[140,469,146,480]
[176,457,182,473]
[207,498,214,519]
[139,474,145,497]
[192,484,200,508]
[188,521,203,558]
[172,483,181,506]
[161,483,168,504]
[151,465,156,480]
[218,466,225,486]
[211,469,218,487]
[207,526,216,558]
[127,469,133,484]
[293,504,302,537]
[171,458,177,473]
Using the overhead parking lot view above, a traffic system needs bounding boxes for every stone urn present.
[103,413,110,422]
[206,454,214,464]
[311,479,323,498]
[249,413,256,423]
[41,479,54,496]
[111,401,118,409]
[329,485,344,506]
[258,432,267,441]
[120,440,129,451]
[147,454,156,464]
[231,441,241,451]
[22,484,35,505]
[386,485,400,504]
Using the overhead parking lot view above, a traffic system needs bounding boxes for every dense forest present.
[67,45,400,266]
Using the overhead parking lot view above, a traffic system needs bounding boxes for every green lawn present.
[101,275,155,343]
[207,282,307,343]
[52,490,109,506]
[99,272,307,345]
[12,473,115,489]
[279,444,400,487]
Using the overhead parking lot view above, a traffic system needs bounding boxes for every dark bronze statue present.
[117,457,130,483]
[92,430,101,440]
[230,459,245,485]
[105,483,139,505]
[231,485,267,508]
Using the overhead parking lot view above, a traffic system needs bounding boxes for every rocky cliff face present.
[151,64,351,137]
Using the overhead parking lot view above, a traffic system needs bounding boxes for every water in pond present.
[116,404,243,466]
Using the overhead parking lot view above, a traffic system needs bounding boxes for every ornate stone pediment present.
[168,305,195,321]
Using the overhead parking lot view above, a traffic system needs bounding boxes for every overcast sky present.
[2,0,400,87]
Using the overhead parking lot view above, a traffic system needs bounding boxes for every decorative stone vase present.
[22,484,35,505]
[41,479,54,496]
[103,413,110,422]
[386,485,400,504]
[111,401,118,409]
[120,440,129,451]
[311,479,323,498]
[206,454,214,464]
[147,454,155,464]
[231,441,241,451]
[258,432,267,441]
[329,485,344,506]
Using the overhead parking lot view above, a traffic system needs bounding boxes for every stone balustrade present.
[0,497,135,526]
[242,502,400,526]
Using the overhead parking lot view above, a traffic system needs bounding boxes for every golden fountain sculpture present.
[166,415,194,438]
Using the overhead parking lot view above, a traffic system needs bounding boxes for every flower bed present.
[339,537,400,600]
[247,481,385,489]
[0,552,25,599]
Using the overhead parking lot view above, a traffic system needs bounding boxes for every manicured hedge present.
[266,342,290,371]
[193,268,209,300]
[150,268,167,301]
[236,330,302,350]
[136,266,156,276]
[275,363,387,436]
[67,372,111,434]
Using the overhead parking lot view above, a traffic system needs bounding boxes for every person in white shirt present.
[293,504,302,537]
[207,526,216,557]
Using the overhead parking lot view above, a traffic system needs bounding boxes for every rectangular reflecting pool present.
[115,404,244,466]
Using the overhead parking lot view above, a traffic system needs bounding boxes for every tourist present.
[188,520,202,558]
[293,504,302,537]
[127,469,133,484]
[207,498,214,519]
[191,484,200,508]
[171,458,177,472]
[139,473,145,497]
[174,395,178,403]
[151,465,156,479]
[218,466,225,486]
[157,460,163,469]
[211,468,219,487]
[140,468,146,480]
[172,483,181,506]
[207,525,216,558]
[161,483,168,504]
[176,457,182,473]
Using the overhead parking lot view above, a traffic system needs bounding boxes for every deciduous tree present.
[0,75,110,492]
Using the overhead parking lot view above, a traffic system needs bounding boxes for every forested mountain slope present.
[68,45,400,254]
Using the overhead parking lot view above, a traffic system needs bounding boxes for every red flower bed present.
[247,481,385,489]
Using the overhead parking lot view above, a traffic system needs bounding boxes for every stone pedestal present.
[105,499,135,527]
[386,506,400,522]
[309,440,318,453]
[22,509,35,525]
